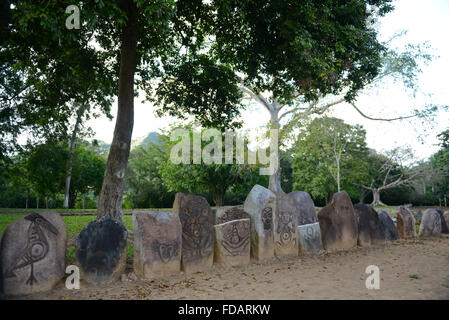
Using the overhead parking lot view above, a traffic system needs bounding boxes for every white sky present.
[88,0,449,161]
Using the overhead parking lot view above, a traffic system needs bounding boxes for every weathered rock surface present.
[418,209,441,238]
[353,204,386,247]
[243,185,276,261]
[435,208,449,234]
[274,194,298,256]
[444,211,449,232]
[317,191,358,251]
[297,222,323,254]
[215,206,250,225]
[396,206,416,239]
[0,212,67,296]
[214,219,250,267]
[76,216,127,285]
[378,211,399,241]
[288,191,318,226]
[173,193,214,273]
[132,211,182,279]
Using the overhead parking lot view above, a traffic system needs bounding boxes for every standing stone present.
[132,211,182,279]
[444,211,449,232]
[173,193,214,273]
[243,185,276,261]
[396,206,416,239]
[214,219,250,267]
[354,204,386,247]
[418,209,441,238]
[0,212,67,296]
[435,208,449,234]
[413,210,423,225]
[274,194,298,256]
[215,206,250,225]
[317,191,358,251]
[297,222,323,254]
[378,211,399,241]
[289,191,318,225]
[76,216,128,285]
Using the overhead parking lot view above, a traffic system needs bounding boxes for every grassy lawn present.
[0,213,135,265]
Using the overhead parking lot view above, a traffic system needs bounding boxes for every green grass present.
[0,213,134,264]
[409,274,420,279]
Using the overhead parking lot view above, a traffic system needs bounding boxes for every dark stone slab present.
[378,211,399,241]
[76,216,128,285]
[396,206,416,239]
[435,208,449,234]
[297,222,323,254]
[274,193,299,256]
[173,193,214,273]
[288,191,318,226]
[0,212,67,296]
[317,191,358,251]
[354,203,386,247]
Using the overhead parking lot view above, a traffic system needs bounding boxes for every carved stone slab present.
[132,211,182,279]
[0,212,67,296]
[317,191,358,251]
[76,216,127,285]
[418,209,441,238]
[243,185,276,261]
[173,193,214,273]
[214,219,250,267]
[396,206,416,239]
[378,211,399,241]
[274,194,298,256]
[354,203,386,247]
[288,191,318,226]
[297,222,323,254]
[215,206,250,225]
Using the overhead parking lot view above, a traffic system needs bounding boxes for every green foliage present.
[292,117,370,204]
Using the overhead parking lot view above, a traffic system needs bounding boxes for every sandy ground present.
[8,234,449,300]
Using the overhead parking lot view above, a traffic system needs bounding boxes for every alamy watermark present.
[365,265,380,290]
[65,5,80,30]
[169,128,279,176]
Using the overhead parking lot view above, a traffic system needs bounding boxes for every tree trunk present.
[63,103,87,209]
[213,187,226,207]
[45,195,49,209]
[268,108,284,194]
[96,0,137,223]
[358,188,368,204]
[36,196,39,209]
[82,194,86,210]
[371,188,386,206]
[25,190,29,209]
[336,156,341,192]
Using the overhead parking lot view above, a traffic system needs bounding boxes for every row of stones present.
[1,185,448,296]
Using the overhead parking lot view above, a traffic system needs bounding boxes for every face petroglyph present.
[276,210,296,249]
[261,207,273,232]
[179,197,213,261]
[221,220,250,256]
[152,240,180,263]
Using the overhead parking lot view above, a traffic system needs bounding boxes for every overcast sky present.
[88,0,449,161]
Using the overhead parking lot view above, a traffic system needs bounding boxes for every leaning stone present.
[288,191,318,226]
[396,206,416,239]
[273,193,299,256]
[243,185,276,261]
[317,191,358,251]
[354,204,386,247]
[173,193,214,273]
[133,211,182,279]
[378,211,399,241]
[214,219,250,267]
[435,208,449,234]
[418,209,441,238]
[0,212,67,296]
[76,216,128,285]
[297,222,323,254]
[215,206,250,225]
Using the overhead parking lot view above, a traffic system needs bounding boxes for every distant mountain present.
[93,132,162,155]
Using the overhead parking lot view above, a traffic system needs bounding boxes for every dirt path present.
[12,235,449,300]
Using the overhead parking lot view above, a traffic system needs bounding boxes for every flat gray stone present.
[378,211,399,241]
[288,191,318,225]
[297,222,323,254]
[1,212,67,296]
[396,206,416,239]
[132,211,182,279]
[243,185,276,261]
[418,209,441,238]
[354,204,386,247]
[274,193,298,256]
